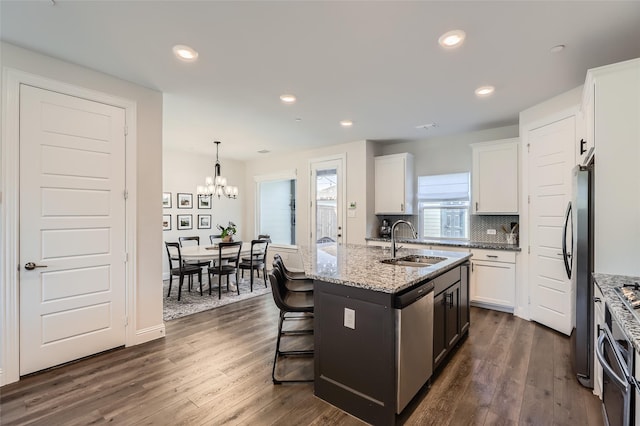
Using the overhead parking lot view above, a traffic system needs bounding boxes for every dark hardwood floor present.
[0,296,603,425]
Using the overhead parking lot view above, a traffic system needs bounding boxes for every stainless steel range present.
[597,284,640,425]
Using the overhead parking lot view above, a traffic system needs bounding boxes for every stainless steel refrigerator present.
[565,157,595,388]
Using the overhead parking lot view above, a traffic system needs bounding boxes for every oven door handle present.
[596,331,630,393]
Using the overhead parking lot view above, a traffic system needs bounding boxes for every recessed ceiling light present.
[340,120,353,127]
[438,30,466,48]
[416,123,438,130]
[172,44,199,62]
[280,94,297,104]
[257,149,270,154]
[475,86,495,97]
[550,44,566,53]
[295,117,302,122]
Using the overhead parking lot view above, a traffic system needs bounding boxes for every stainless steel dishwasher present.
[395,280,435,413]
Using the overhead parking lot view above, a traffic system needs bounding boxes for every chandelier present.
[197,141,238,199]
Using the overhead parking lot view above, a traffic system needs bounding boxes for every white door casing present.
[19,84,127,375]
[528,115,576,335]
[310,156,346,245]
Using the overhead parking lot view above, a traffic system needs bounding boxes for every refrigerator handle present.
[562,202,573,279]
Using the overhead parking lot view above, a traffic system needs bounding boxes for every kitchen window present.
[255,171,297,245]
[417,172,470,240]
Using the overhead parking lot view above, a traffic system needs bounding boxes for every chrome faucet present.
[391,220,418,258]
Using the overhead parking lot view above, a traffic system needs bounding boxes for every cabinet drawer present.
[433,266,461,296]
[471,249,516,263]
[430,245,470,253]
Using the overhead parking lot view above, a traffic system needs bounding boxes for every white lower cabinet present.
[470,249,516,313]
[593,283,604,399]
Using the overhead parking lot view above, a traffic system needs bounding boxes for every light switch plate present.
[344,308,355,329]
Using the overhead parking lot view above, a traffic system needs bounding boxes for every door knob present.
[24,262,48,270]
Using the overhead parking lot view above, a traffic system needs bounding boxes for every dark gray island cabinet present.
[299,244,471,425]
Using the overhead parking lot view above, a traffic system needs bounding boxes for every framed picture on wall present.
[162,192,172,208]
[177,193,193,209]
[162,214,171,231]
[177,214,192,230]
[198,194,212,209]
[198,214,211,229]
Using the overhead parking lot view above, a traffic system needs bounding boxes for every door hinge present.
[123,190,129,200]
[527,143,530,153]
[528,246,531,254]
[124,125,128,136]
[124,316,129,326]
[124,252,129,263]
[528,195,530,204]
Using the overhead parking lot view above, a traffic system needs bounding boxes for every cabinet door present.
[375,155,406,214]
[471,140,519,214]
[593,284,604,398]
[374,154,413,214]
[445,283,461,348]
[470,260,515,309]
[459,264,470,334]
[433,291,447,369]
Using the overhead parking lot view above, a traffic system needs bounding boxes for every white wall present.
[1,42,164,384]
[379,125,519,177]
[243,140,373,246]
[161,147,245,278]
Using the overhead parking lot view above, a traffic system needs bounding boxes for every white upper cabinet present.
[374,153,414,214]
[589,58,640,276]
[471,139,519,214]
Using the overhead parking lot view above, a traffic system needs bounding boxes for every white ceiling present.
[2,1,640,160]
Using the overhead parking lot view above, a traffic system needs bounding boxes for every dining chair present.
[165,242,203,301]
[178,236,211,288]
[272,254,314,293]
[268,268,314,384]
[239,239,269,292]
[207,241,242,299]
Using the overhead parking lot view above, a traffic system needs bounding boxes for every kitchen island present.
[298,243,472,425]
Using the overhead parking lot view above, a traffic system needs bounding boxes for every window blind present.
[417,172,470,201]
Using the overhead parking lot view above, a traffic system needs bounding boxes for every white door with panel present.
[310,158,344,245]
[528,116,575,335]
[19,84,127,375]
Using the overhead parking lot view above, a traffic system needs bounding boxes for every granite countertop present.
[365,237,521,252]
[298,243,472,294]
[593,273,640,352]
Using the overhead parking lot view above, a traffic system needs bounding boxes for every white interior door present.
[310,157,345,245]
[19,84,127,375]
[528,116,575,335]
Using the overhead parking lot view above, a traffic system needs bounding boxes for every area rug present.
[163,276,271,321]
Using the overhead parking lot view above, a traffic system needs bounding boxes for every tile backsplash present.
[471,215,519,244]
[376,214,519,244]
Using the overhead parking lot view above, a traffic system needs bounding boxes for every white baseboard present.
[131,324,166,346]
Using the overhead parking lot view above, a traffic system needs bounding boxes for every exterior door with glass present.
[310,157,344,245]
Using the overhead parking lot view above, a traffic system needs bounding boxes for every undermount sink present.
[380,255,447,267]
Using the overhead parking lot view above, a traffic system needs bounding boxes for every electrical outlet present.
[487,229,497,235]
[344,308,355,329]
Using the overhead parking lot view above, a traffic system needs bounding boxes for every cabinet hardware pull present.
[580,138,587,155]
[486,255,498,258]
[594,297,601,303]
[400,203,404,212]
[475,202,478,212]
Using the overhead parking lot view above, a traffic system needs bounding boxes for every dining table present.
[179,243,253,262]
[179,242,256,293]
